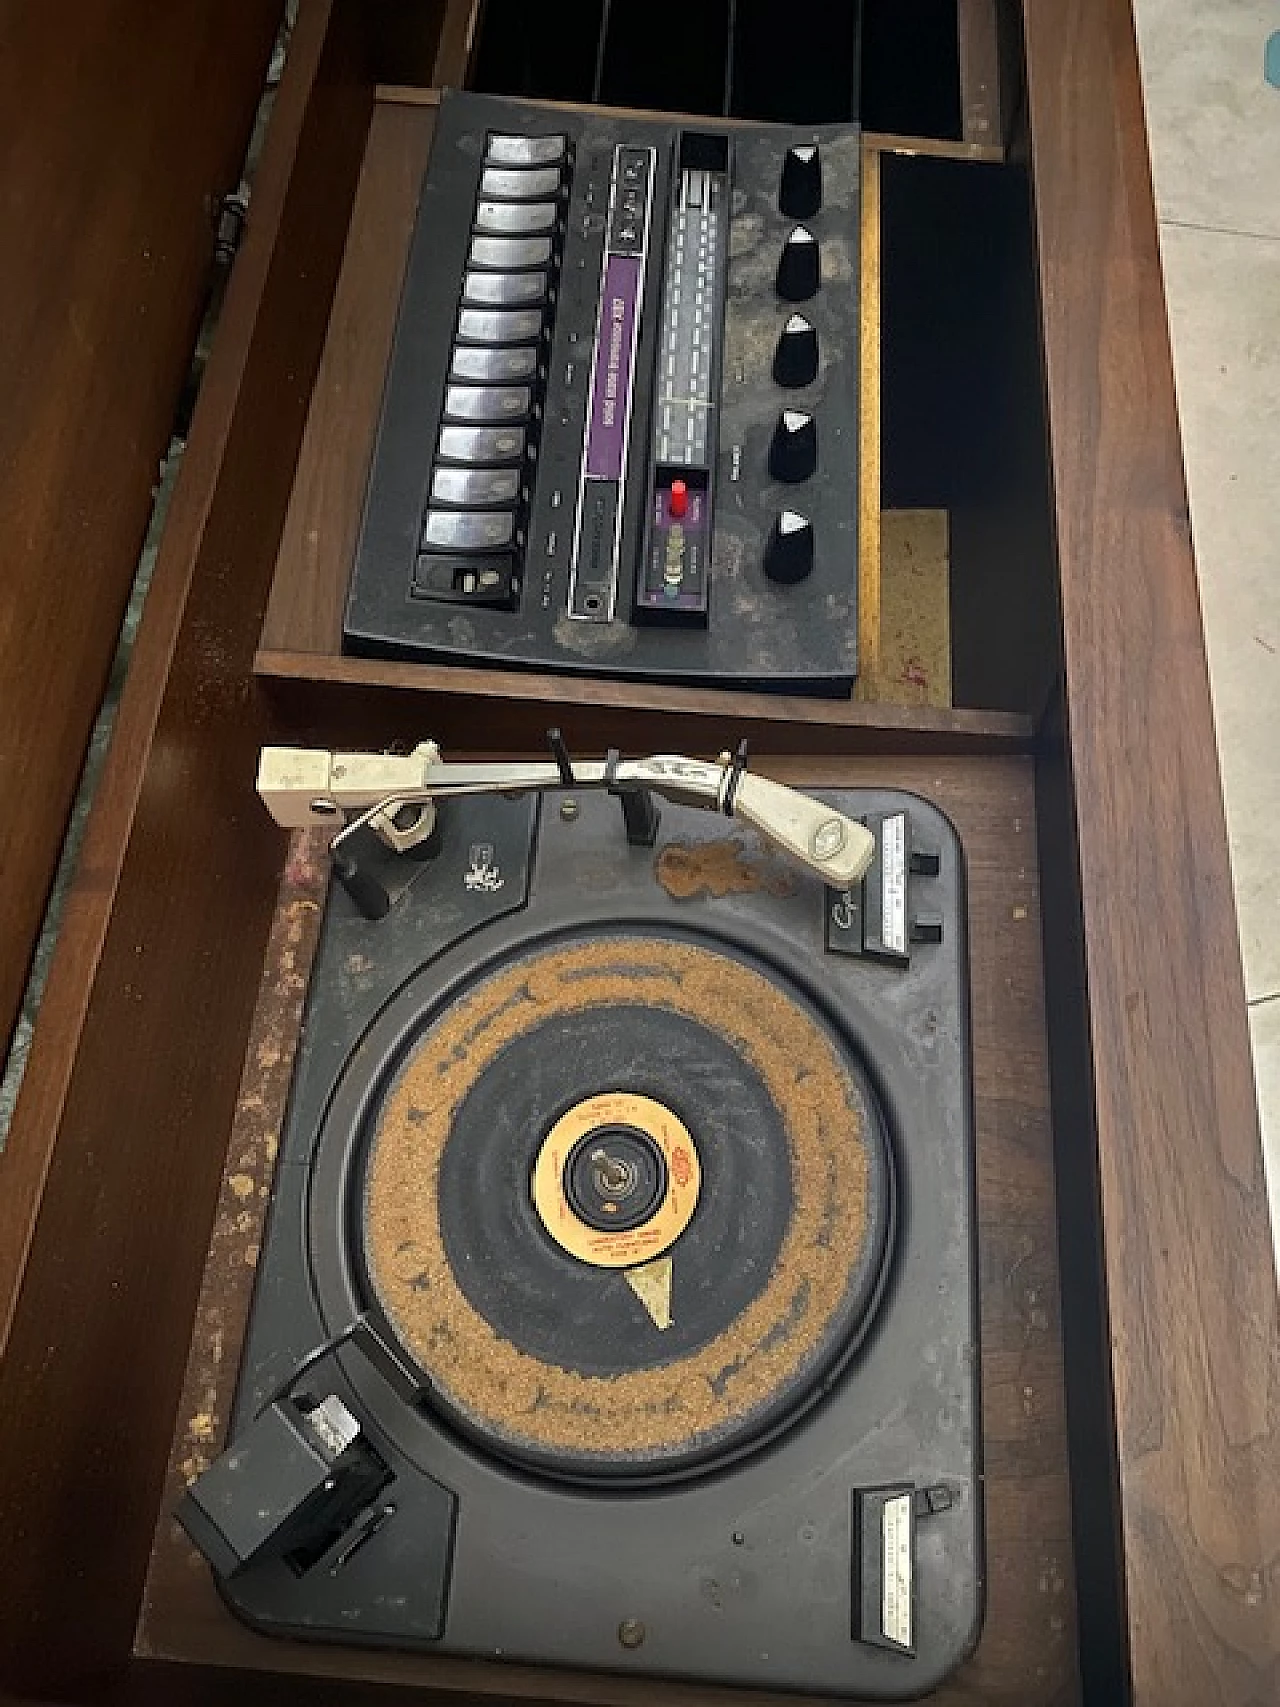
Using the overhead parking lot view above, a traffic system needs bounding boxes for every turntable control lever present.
[258,744,876,888]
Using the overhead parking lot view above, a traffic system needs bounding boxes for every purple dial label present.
[585,254,641,481]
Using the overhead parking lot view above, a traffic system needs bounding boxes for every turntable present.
[177,738,982,1700]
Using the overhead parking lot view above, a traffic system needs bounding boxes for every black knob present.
[776,225,819,302]
[779,144,822,220]
[769,409,818,483]
[764,510,814,584]
[773,312,819,388]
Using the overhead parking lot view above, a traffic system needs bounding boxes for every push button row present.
[474,199,558,237]
[469,233,553,271]
[462,269,547,308]
[450,345,537,383]
[430,466,521,506]
[422,510,515,552]
[485,132,567,167]
[480,164,562,200]
[414,130,571,610]
[436,425,527,465]
[456,306,544,345]
[442,383,532,423]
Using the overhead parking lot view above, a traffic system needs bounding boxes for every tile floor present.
[1133,0,1280,1260]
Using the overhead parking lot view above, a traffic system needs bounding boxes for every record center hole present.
[562,1125,667,1234]
[590,1148,638,1200]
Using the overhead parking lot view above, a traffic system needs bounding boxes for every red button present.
[669,479,688,519]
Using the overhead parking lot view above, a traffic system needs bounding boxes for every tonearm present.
[257,736,875,892]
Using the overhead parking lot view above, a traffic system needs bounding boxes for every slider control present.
[779,144,822,220]
[773,313,819,388]
[776,225,819,302]
[764,510,814,584]
[769,410,818,484]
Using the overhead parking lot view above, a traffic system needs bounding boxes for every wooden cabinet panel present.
[0,0,283,1059]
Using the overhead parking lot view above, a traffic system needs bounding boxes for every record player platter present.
[179,751,982,1700]
[351,932,892,1481]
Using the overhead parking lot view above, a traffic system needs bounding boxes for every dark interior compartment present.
[859,0,964,139]
[456,2,1054,715]
[596,0,734,118]
[469,0,607,106]
[471,0,867,124]
[879,151,1060,717]
[726,0,862,122]
[469,0,969,134]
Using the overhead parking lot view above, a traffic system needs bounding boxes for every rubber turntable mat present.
[360,934,891,1477]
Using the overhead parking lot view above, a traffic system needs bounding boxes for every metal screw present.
[560,798,579,821]
[617,1619,645,1649]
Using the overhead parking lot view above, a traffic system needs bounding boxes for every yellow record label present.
[531,1092,700,1269]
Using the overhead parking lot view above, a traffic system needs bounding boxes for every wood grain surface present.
[138,754,1080,1707]
[855,144,884,697]
[1023,2,1280,1704]
[260,97,438,658]
[257,653,1031,755]
[0,2,1268,1703]
[431,0,482,86]
[957,1,1014,150]
[0,2,375,1694]
[0,0,281,1063]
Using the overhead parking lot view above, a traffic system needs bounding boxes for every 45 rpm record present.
[532,1090,701,1267]
[354,930,892,1481]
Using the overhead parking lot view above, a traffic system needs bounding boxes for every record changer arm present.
[258,741,875,889]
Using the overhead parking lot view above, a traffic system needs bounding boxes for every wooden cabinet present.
[0,4,1274,1705]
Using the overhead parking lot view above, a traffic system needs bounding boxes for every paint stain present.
[1266,33,1280,90]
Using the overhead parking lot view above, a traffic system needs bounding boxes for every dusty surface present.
[172,831,331,1490]
[654,837,795,901]
[366,934,875,1460]
[876,509,952,708]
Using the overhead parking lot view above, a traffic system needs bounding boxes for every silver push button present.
[421,509,516,552]
[485,133,568,167]
[474,200,558,236]
[443,384,532,423]
[480,165,563,200]
[462,269,548,308]
[430,466,521,507]
[436,425,528,465]
[450,344,538,382]
[456,307,543,345]
[469,234,553,270]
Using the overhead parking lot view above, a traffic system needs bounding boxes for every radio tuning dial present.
[768,410,818,484]
[764,510,815,584]
[779,145,822,220]
[776,225,820,302]
[773,313,819,388]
